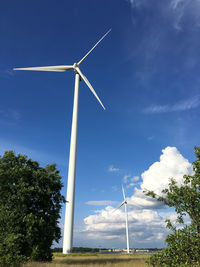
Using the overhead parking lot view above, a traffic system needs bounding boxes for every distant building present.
[135,249,149,253]
[107,248,136,253]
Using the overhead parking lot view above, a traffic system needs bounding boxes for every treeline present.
[52,247,162,253]
[52,247,103,253]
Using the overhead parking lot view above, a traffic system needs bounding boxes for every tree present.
[0,151,65,266]
[145,146,200,267]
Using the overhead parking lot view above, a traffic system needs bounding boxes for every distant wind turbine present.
[13,29,111,253]
[113,185,130,254]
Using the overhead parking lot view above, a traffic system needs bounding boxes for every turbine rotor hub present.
[73,63,79,74]
[73,63,78,69]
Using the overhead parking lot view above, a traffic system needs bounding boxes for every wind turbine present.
[13,29,111,254]
[113,185,130,254]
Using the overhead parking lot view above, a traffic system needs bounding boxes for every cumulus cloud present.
[128,189,164,209]
[140,146,193,193]
[127,146,193,209]
[82,147,193,247]
[143,96,200,114]
[82,205,176,247]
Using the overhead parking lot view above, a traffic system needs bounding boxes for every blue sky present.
[1,0,200,249]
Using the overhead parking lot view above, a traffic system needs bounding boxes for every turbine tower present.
[114,185,130,254]
[13,29,111,253]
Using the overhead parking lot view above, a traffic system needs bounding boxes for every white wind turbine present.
[114,185,130,254]
[13,29,111,254]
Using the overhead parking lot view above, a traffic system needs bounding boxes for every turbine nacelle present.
[13,29,111,111]
[73,62,79,70]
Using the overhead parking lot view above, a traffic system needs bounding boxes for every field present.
[23,253,150,267]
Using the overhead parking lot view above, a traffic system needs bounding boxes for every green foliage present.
[0,231,27,267]
[0,151,65,266]
[145,147,200,267]
[147,224,200,267]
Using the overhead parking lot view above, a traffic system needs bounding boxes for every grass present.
[23,253,150,267]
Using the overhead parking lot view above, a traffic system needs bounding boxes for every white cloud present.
[143,96,200,114]
[123,175,130,183]
[85,201,118,206]
[123,175,140,188]
[82,147,193,247]
[127,146,193,209]
[126,183,135,188]
[169,0,200,30]
[170,0,185,10]
[127,0,148,8]
[131,176,139,182]
[108,165,120,172]
[128,188,164,209]
[82,205,174,247]
[140,146,193,193]
[128,0,200,30]
[143,105,169,114]
[173,96,200,111]
[123,175,139,184]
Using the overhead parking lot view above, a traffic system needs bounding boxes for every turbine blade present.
[13,65,73,72]
[76,68,105,110]
[122,185,126,200]
[112,201,125,213]
[78,29,111,66]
